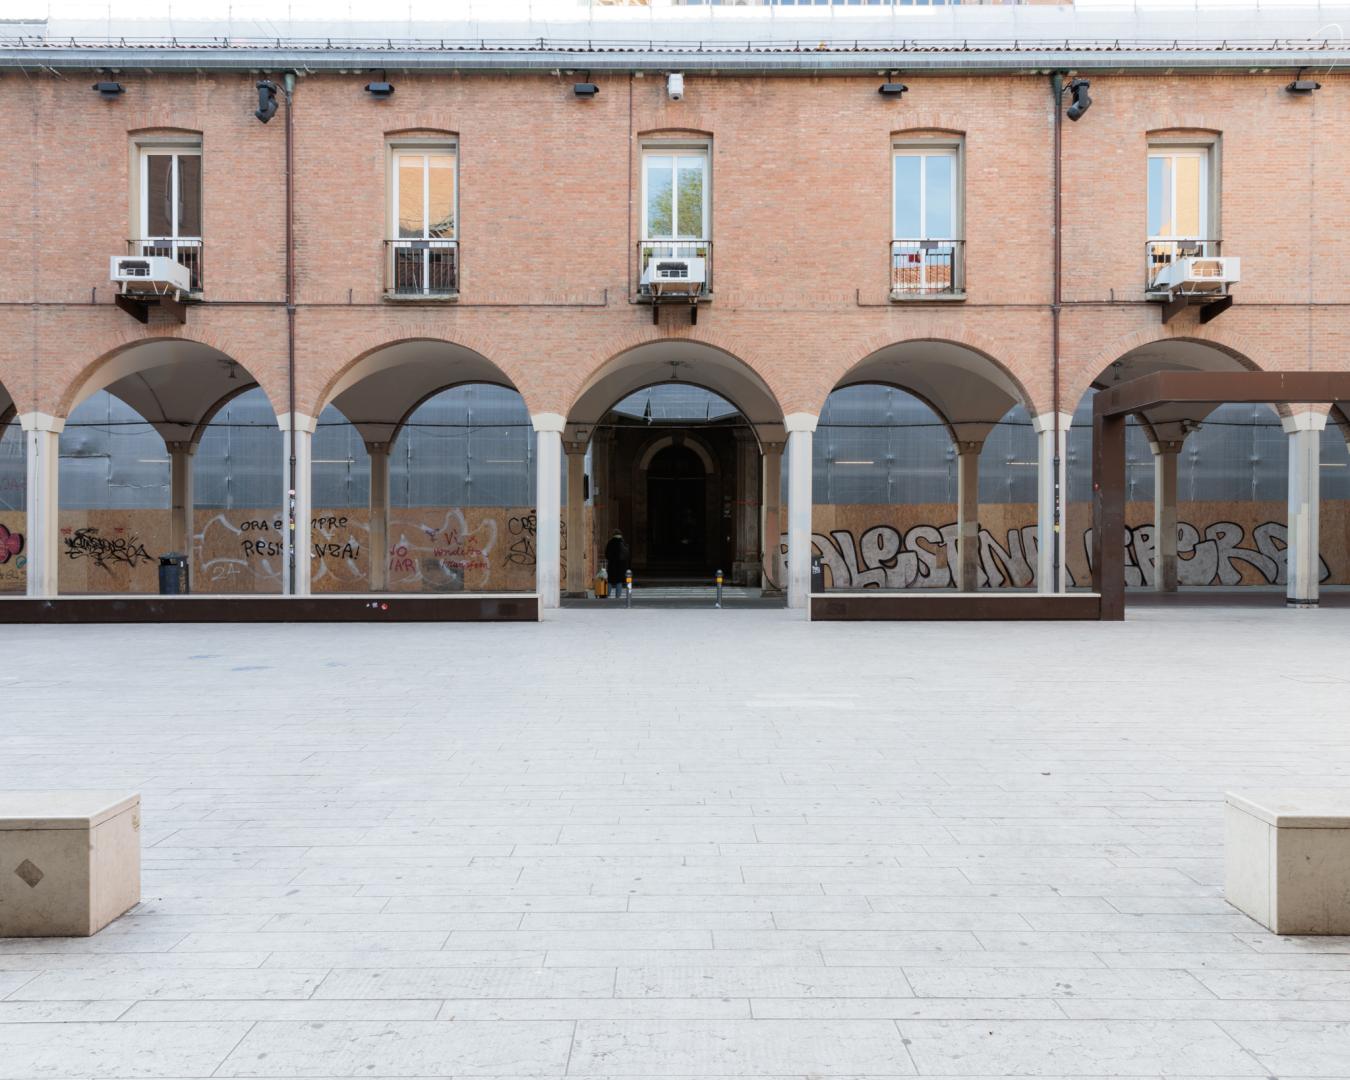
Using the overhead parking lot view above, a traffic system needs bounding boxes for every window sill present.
[383,292,460,303]
[889,291,966,303]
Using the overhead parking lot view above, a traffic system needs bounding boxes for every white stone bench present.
[0,792,141,937]
[1225,791,1350,935]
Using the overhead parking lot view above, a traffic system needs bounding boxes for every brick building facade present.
[2,4,1348,610]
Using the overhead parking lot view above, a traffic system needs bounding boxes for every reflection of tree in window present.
[645,153,705,239]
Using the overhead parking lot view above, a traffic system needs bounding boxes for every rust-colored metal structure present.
[1092,372,1350,620]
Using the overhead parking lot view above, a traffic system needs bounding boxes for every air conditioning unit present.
[641,256,706,298]
[1150,255,1241,296]
[110,255,191,295]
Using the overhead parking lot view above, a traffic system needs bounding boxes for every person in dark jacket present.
[604,529,630,599]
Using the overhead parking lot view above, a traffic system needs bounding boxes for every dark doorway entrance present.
[646,443,708,572]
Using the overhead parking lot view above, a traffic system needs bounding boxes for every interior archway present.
[567,343,785,598]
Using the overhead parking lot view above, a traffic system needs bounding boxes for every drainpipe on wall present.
[283,71,298,594]
[1050,72,1064,594]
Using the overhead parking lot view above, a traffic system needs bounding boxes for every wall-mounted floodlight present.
[1065,78,1092,121]
[573,83,599,98]
[667,72,684,101]
[92,81,124,99]
[255,80,279,124]
[1287,78,1322,93]
[364,81,395,98]
[878,83,908,97]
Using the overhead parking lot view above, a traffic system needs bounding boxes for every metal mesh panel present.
[59,394,169,510]
[313,408,371,507]
[0,420,22,512]
[611,384,739,421]
[194,388,284,510]
[391,384,535,508]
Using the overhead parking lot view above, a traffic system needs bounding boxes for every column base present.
[1287,598,1320,609]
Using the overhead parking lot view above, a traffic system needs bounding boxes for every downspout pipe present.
[283,71,297,594]
[1050,71,1063,594]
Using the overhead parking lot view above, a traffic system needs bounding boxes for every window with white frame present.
[1147,144,1216,289]
[388,145,458,296]
[642,148,709,241]
[136,143,203,289]
[891,144,961,295]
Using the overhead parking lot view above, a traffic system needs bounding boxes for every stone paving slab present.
[1,605,1349,1077]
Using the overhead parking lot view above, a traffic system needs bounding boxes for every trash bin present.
[158,553,189,595]
[810,555,825,593]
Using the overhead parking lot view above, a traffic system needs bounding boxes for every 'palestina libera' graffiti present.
[794,519,1330,590]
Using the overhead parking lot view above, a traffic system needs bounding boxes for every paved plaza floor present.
[2,604,1350,1078]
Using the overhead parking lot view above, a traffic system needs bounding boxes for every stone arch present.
[1066,324,1266,411]
[310,332,529,429]
[636,433,717,475]
[567,334,785,441]
[58,329,280,418]
[824,332,1037,446]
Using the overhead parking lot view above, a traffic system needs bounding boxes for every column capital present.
[955,440,982,457]
[760,441,785,456]
[1282,410,1329,433]
[276,412,318,434]
[1149,439,1185,456]
[165,440,198,456]
[364,441,392,457]
[18,411,64,434]
[784,411,818,434]
[1031,411,1073,436]
[531,412,566,434]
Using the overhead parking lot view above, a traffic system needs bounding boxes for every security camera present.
[667,72,684,101]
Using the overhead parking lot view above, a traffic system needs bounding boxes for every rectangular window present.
[642,149,708,241]
[1147,145,1216,291]
[1148,147,1209,240]
[388,145,458,297]
[892,145,961,296]
[136,144,203,289]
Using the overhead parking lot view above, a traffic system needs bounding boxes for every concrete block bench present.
[1225,791,1350,935]
[0,792,140,937]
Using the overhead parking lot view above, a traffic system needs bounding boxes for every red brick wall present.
[1,69,1348,429]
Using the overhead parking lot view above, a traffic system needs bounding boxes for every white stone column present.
[564,443,588,597]
[167,442,196,572]
[760,441,784,595]
[955,441,981,592]
[1284,410,1326,607]
[1032,411,1071,594]
[533,413,564,609]
[367,442,391,592]
[20,412,63,599]
[279,412,316,596]
[785,412,817,611]
[1151,440,1182,593]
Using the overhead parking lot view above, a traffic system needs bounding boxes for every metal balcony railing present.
[130,238,203,291]
[386,238,458,298]
[637,240,713,298]
[890,239,963,297]
[1146,239,1223,294]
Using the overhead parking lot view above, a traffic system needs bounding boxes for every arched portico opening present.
[309,339,533,597]
[1066,337,1347,603]
[563,341,785,604]
[32,339,280,598]
[817,340,1039,594]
